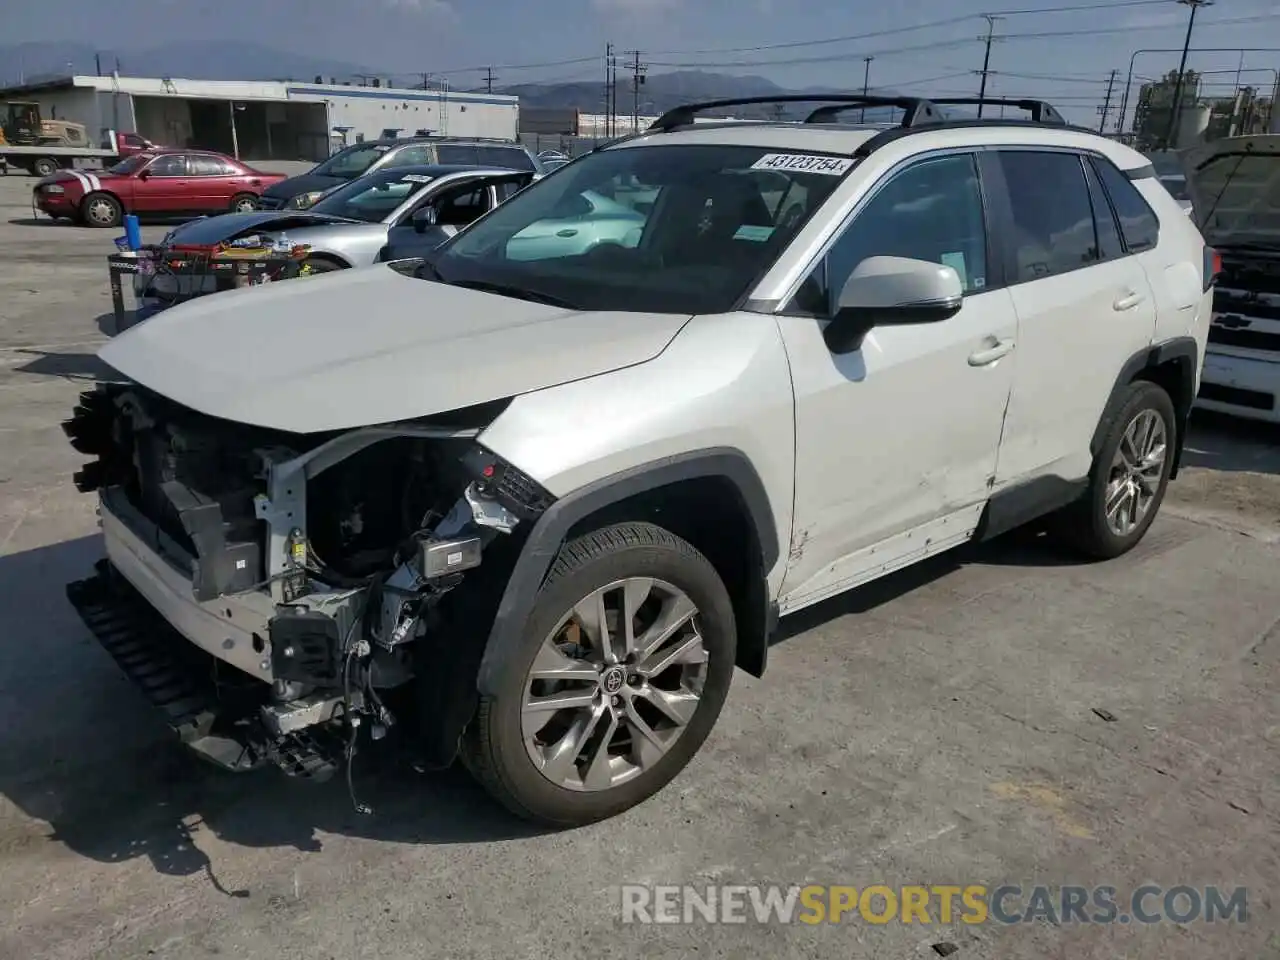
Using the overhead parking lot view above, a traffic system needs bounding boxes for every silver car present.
[137,166,537,303]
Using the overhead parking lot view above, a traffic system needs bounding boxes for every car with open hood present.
[33,149,287,227]
[1182,134,1280,422]
[63,94,1212,828]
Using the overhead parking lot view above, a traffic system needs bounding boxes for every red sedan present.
[33,150,288,228]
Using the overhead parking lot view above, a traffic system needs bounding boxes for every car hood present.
[260,172,347,201]
[1182,135,1280,248]
[161,210,358,245]
[38,169,125,189]
[98,264,692,434]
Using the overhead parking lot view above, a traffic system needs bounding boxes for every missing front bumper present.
[66,559,345,781]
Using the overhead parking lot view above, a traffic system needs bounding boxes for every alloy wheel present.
[85,198,117,226]
[1104,408,1167,537]
[234,197,257,213]
[521,577,709,792]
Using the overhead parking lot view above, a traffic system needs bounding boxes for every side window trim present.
[1080,156,1126,264]
[1089,155,1160,254]
[780,149,998,317]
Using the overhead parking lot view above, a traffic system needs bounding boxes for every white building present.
[0,74,520,161]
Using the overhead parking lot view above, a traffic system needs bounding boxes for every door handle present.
[968,338,1015,366]
[556,228,578,237]
[1113,291,1145,311]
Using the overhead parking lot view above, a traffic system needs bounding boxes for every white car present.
[64,95,1213,827]
[1183,134,1280,422]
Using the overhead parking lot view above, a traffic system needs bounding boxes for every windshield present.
[107,153,152,175]
[310,171,434,222]
[428,144,850,314]
[313,143,393,179]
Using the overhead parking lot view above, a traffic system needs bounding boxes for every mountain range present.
[0,40,886,118]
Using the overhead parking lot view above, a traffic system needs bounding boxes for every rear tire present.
[461,522,737,827]
[80,191,123,228]
[229,193,258,213]
[32,157,58,178]
[1053,380,1176,559]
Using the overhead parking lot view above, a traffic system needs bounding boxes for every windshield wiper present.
[451,279,580,310]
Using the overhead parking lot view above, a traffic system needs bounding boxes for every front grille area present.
[1208,324,1280,353]
[1215,289,1280,321]
[64,384,280,601]
[1198,382,1276,411]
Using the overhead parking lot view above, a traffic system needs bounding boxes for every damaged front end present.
[62,382,551,794]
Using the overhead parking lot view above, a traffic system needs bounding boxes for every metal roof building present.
[0,74,520,161]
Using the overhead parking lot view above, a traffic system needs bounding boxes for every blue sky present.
[4,0,1279,124]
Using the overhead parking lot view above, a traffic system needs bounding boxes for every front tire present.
[229,192,258,213]
[80,191,123,228]
[462,522,737,827]
[1057,380,1176,559]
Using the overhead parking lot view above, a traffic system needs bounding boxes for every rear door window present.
[436,144,481,165]
[479,145,535,171]
[147,155,189,177]
[997,151,1098,282]
[1091,158,1160,252]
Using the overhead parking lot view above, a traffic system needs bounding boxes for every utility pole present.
[484,66,497,94]
[627,50,646,134]
[1097,68,1119,133]
[95,52,102,76]
[860,56,874,121]
[610,48,619,138]
[604,43,615,139]
[976,14,1004,118]
[1164,0,1213,149]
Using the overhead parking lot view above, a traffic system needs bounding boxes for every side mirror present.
[824,256,964,354]
[413,205,437,233]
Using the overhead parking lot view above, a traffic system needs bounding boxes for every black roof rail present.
[852,117,1097,158]
[648,94,948,132]
[926,98,1067,124]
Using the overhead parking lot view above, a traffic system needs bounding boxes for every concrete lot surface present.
[0,174,1276,960]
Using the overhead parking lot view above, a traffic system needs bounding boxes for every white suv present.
[64,95,1214,827]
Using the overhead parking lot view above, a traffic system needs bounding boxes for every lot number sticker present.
[751,153,854,175]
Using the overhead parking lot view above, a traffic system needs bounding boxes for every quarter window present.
[791,153,988,315]
[998,151,1098,282]
[1091,158,1160,252]
[480,145,535,172]
[1083,160,1125,261]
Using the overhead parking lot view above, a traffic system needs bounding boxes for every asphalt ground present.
[0,169,1276,960]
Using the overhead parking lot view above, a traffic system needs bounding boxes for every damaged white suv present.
[64,95,1214,827]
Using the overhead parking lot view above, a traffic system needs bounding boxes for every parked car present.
[64,94,1212,829]
[33,150,288,227]
[1184,133,1280,423]
[135,165,537,305]
[258,137,544,210]
[380,182,640,262]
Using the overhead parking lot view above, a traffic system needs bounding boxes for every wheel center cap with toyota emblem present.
[601,666,625,695]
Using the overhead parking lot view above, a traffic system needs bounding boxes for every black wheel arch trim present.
[475,447,781,696]
[1092,336,1198,479]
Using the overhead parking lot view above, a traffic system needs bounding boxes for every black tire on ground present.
[461,521,737,827]
[1053,379,1177,560]
[32,157,58,178]
[229,193,258,213]
[79,192,123,229]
